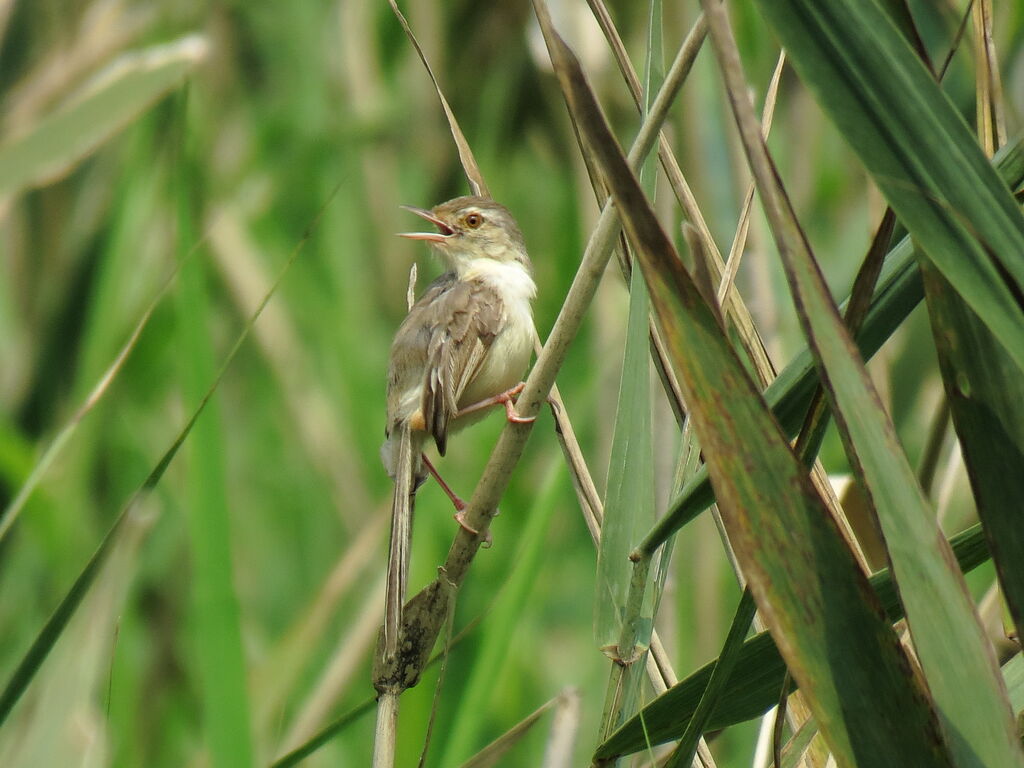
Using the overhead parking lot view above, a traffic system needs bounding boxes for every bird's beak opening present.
[397,205,455,243]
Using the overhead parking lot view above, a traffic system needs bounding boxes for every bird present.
[379,195,536,655]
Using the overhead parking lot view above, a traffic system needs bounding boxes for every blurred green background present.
[0,0,1019,766]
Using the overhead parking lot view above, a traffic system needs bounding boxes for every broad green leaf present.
[923,262,1024,642]
[750,0,1024,369]
[531,8,949,766]
[594,2,668,740]
[772,214,1023,768]
[0,36,207,200]
[596,523,991,758]
[703,0,1023,761]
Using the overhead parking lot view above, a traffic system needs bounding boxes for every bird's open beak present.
[397,205,455,243]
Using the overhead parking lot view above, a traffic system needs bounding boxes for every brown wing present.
[386,273,456,433]
[386,274,504,455]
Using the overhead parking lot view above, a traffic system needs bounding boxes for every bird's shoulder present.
[401,272,504,344]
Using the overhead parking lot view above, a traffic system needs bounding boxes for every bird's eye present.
[464,212,484,229]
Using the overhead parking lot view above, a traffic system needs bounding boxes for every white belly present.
[453,258,536,427]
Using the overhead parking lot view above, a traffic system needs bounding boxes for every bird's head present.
[398,196,530,272]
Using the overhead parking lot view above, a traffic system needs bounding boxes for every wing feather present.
[419,280,503,454]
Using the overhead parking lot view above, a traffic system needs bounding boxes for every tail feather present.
[384,424,415,661]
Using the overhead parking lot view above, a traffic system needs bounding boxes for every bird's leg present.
[421,453,465,510]
[455,382,536,424]
[421,453,492,546]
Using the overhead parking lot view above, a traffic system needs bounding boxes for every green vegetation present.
[1,1,1022,767]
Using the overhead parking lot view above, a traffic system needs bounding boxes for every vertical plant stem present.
[373,693,400,768]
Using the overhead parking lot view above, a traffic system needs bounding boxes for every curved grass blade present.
[0,186,339,729]
[0,35,207,200]
[663,588,756,767]
[596,522,992,758]
[533,5,949,765]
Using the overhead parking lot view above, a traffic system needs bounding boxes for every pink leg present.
[422,453,466,512]
[422,454,492,545]
[456,382,536,424]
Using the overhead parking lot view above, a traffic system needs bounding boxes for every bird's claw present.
[454,510,493,548]
[500,382,535,424]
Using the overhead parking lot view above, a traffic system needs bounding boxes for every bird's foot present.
[456,382,536,425]
[498,382,535,424]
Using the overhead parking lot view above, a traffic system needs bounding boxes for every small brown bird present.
[380,196,536,651]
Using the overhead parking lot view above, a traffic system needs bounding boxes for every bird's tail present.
[383,423,415,661]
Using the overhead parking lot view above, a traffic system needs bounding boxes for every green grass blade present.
[0,36,206,199]
[269,698,376,768]
[751,0,1024,375]
[533,7,949,765]
[780,717,819,768]
[594,266,655,652]
[923,263,1024,642]
[596,522,992,758]
[664,587,756,768]
[0,507,131,726]
[643,135,1024,552]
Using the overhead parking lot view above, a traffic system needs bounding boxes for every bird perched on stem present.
[380,195,537,657]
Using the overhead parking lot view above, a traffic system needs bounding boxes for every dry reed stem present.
[585,1,777,388]
[278,577,386,756]
[541,689,582,768]
[372,693,399,768]
[387,0,489,197]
